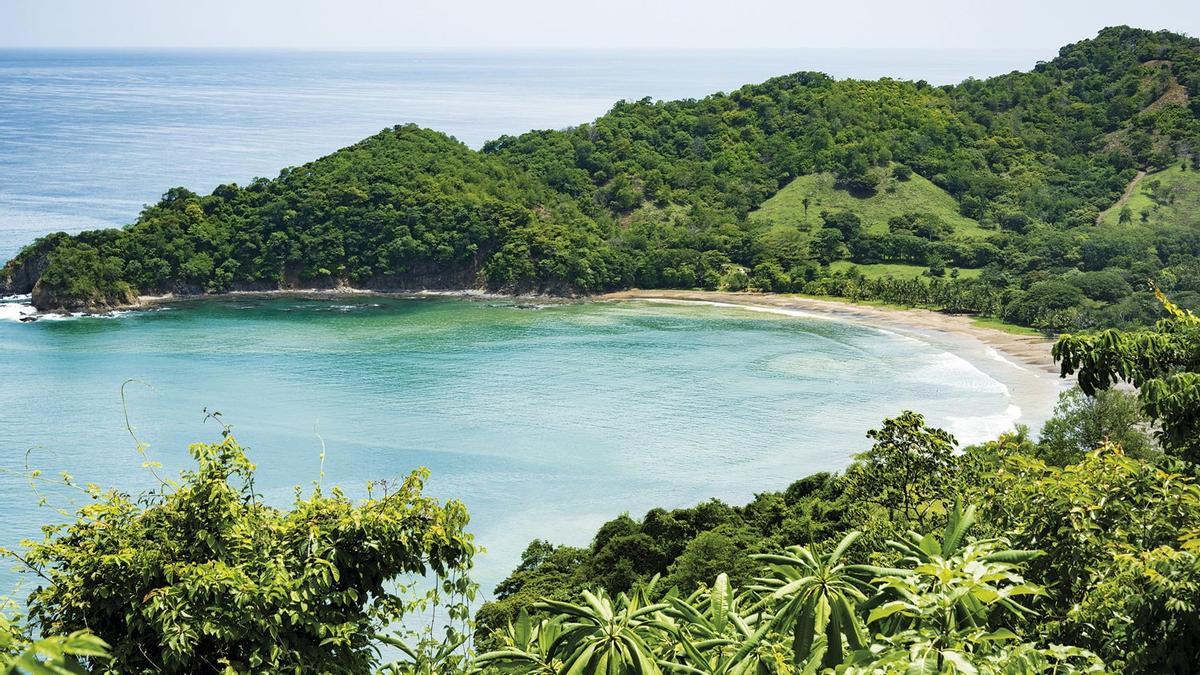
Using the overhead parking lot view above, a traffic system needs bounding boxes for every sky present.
[1,0,1197,50]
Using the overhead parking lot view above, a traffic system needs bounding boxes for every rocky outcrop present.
[30,279,138,312]
[1,233,65,296]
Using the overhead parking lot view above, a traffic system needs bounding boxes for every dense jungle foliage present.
[4,26,1200,330]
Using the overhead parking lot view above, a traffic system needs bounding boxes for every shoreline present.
[597,290,1071,440]
[12,287,1060,374]
[599,289,1059,373]
[14,287,1061,374]
[5,286,1071,438]
[134,287,528,306]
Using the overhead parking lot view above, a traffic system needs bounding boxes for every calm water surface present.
[0,296,1045,593]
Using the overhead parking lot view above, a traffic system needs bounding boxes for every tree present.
[664,526,759,593]
[842,412,958,528]
[1003,280,1087,331]
[752,531,875,668]
[999,212,1030,234]
[749,261,788,292]
[1054,290,1200,461]
[718,265,750,292]
[926,254,947,278]
[811,228,849,264]
[12,433,476,674]
[1037,387,1153,464]
[978,445,1200,670]
[1068,269,1132,303]
[820,210,864,242]
[476,541,588,643]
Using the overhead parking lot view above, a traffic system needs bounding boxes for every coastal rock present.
[0,233,66,296]
[31,279,138,313]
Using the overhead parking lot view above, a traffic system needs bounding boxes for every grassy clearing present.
[749,167,989,240]
[1098,164,1200,228]
[827,261,983,280]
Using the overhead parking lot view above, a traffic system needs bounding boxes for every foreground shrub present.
[9,431,475,674]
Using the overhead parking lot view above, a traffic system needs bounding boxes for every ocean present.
[0,49,1056,596]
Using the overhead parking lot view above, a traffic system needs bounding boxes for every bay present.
[0,48,1058,595]
[0,295,1054,592]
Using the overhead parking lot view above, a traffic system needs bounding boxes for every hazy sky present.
[1,0,1197,50]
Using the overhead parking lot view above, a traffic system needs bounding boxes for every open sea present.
[0,49,1056,596]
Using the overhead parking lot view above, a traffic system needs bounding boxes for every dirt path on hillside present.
[1101,169,1147,223]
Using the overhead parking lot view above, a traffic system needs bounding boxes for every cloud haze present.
[2,0,1197,49]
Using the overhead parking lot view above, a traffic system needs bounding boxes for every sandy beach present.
[600,289,1059,372]
[598,289,1072,438]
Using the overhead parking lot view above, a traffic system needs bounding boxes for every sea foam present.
[0,296,35,322]
[945,404,1024,445]
[0,296,134,322]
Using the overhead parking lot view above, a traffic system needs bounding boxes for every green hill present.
[748,166,989,240]
[1098,163,1200,228]
[4,26,1200,329]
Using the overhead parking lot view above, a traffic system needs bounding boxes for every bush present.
[719,265,750,291]
[13,432,476,674]
[1038,387,1154,464]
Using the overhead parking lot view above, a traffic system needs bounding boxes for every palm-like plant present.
[377,630,470,675]
[470,609,564,674]
[656,573,794,675]
[534,588,669,674]
[862,502,1042,636]
[850,507,1055,674]
[750,531,878,669]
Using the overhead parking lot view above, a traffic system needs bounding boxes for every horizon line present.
[0,45,1061,54]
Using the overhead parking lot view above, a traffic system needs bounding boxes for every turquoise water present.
[0,295,1042,594]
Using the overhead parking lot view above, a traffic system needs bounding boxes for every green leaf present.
[941,650,979,674]
[867,600,912,624]
[710,573,730,634]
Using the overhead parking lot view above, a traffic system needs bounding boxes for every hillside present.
[3,26,1200,330]
[1098,163,1200,228]
[749,167,986,237]
[1,126,620,310]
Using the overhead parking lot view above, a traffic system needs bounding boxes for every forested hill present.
[5,26,1200,326]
